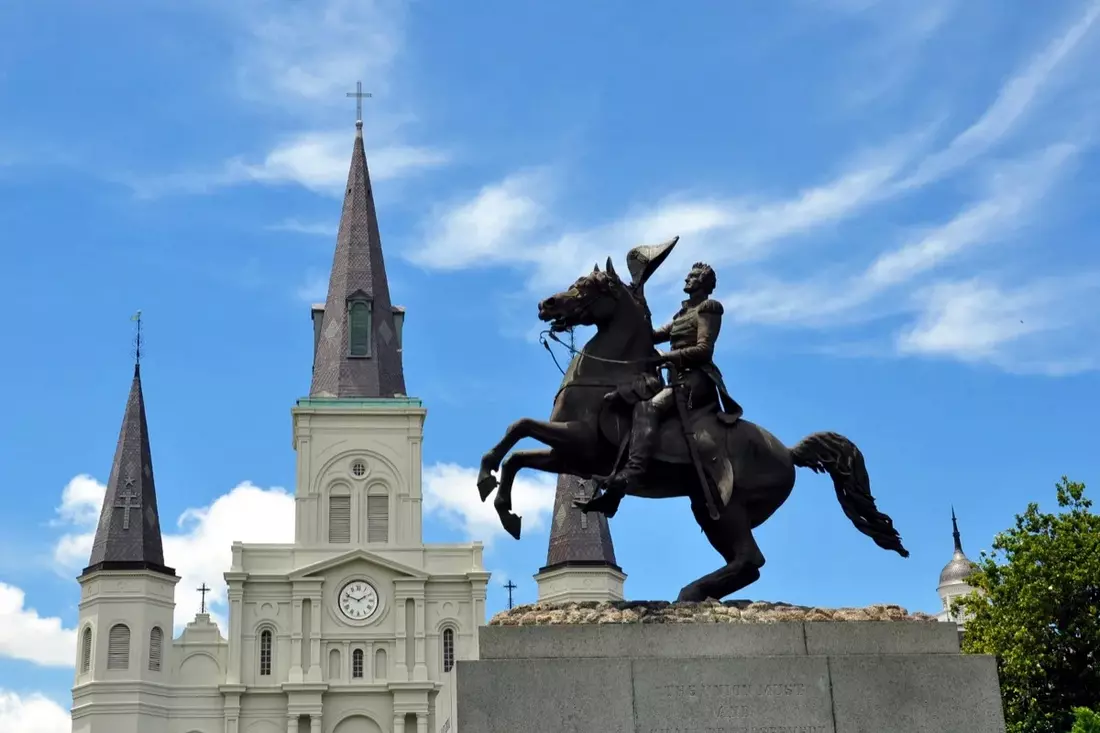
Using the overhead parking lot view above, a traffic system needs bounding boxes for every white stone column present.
[226,580,245,683]
[416,713,428,733]
[287,714,297,733]
[395,595,409,681]
[343,641,352,681]
[308,592,323,681]
[413,597,428,681]
[310,714,322,733]
[393,715,406,733]
[290,598,304,682]
[366,641,375,681]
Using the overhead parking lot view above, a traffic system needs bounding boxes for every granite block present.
[804,621,959,656]
[456,657,634,733]
[829,654,1006,733]
[632,657,835,733]
[478,623,806,659]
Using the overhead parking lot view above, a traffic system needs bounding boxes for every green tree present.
[957,478,1100,733]
[1071,708,1100,733]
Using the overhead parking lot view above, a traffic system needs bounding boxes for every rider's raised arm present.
[665,300,723,368]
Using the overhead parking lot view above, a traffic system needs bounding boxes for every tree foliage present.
[1071,708,1100,733]
[957,478,1100,733]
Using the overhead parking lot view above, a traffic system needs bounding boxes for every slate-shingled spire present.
[543,474,619,570]
[82,364,174,577]
[310,120,406,399]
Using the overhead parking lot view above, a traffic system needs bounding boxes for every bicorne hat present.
[626,235,679,293]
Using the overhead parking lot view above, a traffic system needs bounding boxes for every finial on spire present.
[951,507,963,554]
[346,81,372,131]
[131,310,143,372]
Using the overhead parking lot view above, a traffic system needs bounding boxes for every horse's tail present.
[790,431,909,558]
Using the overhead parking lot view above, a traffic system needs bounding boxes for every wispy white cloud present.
[898,275,1100,374]
[899,0,1100,190]
[267,219,337,237]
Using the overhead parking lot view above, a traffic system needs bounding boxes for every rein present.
[539,328,653,375]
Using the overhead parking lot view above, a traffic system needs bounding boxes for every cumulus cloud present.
[53,477,295,630]
[0,691,69,733]
[423,463,556,546]
[0,583,75,668]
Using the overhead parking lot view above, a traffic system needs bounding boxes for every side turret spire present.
[82,322,173,577]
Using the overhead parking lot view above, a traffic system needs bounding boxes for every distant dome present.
[939,550,977,586]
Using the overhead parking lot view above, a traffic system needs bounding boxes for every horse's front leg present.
[477,418,588,501]
[492,449,569,540]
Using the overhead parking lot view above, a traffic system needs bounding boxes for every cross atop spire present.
[346,81,372,130]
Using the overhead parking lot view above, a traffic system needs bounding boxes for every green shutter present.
[348,300,372,356]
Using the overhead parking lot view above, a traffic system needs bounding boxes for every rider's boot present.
[603,398,661,495]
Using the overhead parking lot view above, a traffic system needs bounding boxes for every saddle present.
[599,400,738,507]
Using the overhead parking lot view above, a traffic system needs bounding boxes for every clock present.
[338,580,380,621]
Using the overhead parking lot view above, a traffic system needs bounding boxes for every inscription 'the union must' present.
[657,683,808,699]
[647,682,827,733]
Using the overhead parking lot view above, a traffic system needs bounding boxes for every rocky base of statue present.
[489,599,937,625]
[459,601,1006,733]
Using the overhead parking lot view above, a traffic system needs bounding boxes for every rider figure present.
[603,261,743,494]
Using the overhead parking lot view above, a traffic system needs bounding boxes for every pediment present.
[289,548,428,580]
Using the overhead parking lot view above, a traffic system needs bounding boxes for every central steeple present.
[310,119,407,399]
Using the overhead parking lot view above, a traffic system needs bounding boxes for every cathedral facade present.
[70,119,489,733]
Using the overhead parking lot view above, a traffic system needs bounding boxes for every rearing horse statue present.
[476,240,908,602]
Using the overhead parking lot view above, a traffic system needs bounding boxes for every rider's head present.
[684,262,717,297]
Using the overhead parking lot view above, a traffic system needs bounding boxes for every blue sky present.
[2,0,1100,728]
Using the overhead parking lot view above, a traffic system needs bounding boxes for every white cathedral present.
[70,118,489,733]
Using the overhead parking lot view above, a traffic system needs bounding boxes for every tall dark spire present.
[309,121,406,399]
[542,475,619,571]
[951,506,963,554]
[82,363,174,577]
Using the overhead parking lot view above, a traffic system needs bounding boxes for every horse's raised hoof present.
[675,586,707,603]
[499,511,522,540]
[476,472,498,502]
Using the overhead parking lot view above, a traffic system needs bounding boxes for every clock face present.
[338,580,379,621]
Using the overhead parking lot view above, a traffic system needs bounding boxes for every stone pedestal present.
[457,601,1006,733]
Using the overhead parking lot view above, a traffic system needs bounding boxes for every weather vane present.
[346,81,372,125]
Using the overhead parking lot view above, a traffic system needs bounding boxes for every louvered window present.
[107,624,130,670]
[443,628,455,673]
[148,627,163,671]
[329,495,351,543]
[259,629,273,676]
[367,495,388,543]
[80,627,92,673]
[352,648,364,679]
[348,299,372,357]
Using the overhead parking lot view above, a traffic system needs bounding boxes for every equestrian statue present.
[475,236,908,602]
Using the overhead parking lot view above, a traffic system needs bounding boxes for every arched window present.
[107,624,130,670]
[347,298,372,357]
[148,627,163,671]
[352,648,364,679]
[367,494,388,543]
[329,493,351,544]
[375,647,388,680]
[328,648,341,680]
[259,628,273,676]
[80,627,92,673]
[443,627,455,673]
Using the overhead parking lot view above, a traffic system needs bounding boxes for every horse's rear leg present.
[478,419,587,500]
[677,499,766,602]
[494,449,567,540]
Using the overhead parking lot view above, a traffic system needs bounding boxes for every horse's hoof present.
[575,491,622,518]
[477,473,498,502]
[500,512,522,540]
[676,586,707,603]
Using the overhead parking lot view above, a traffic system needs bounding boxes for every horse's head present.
[538,257,632,333]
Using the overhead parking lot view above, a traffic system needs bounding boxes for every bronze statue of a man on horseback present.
[476,236,908,602]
